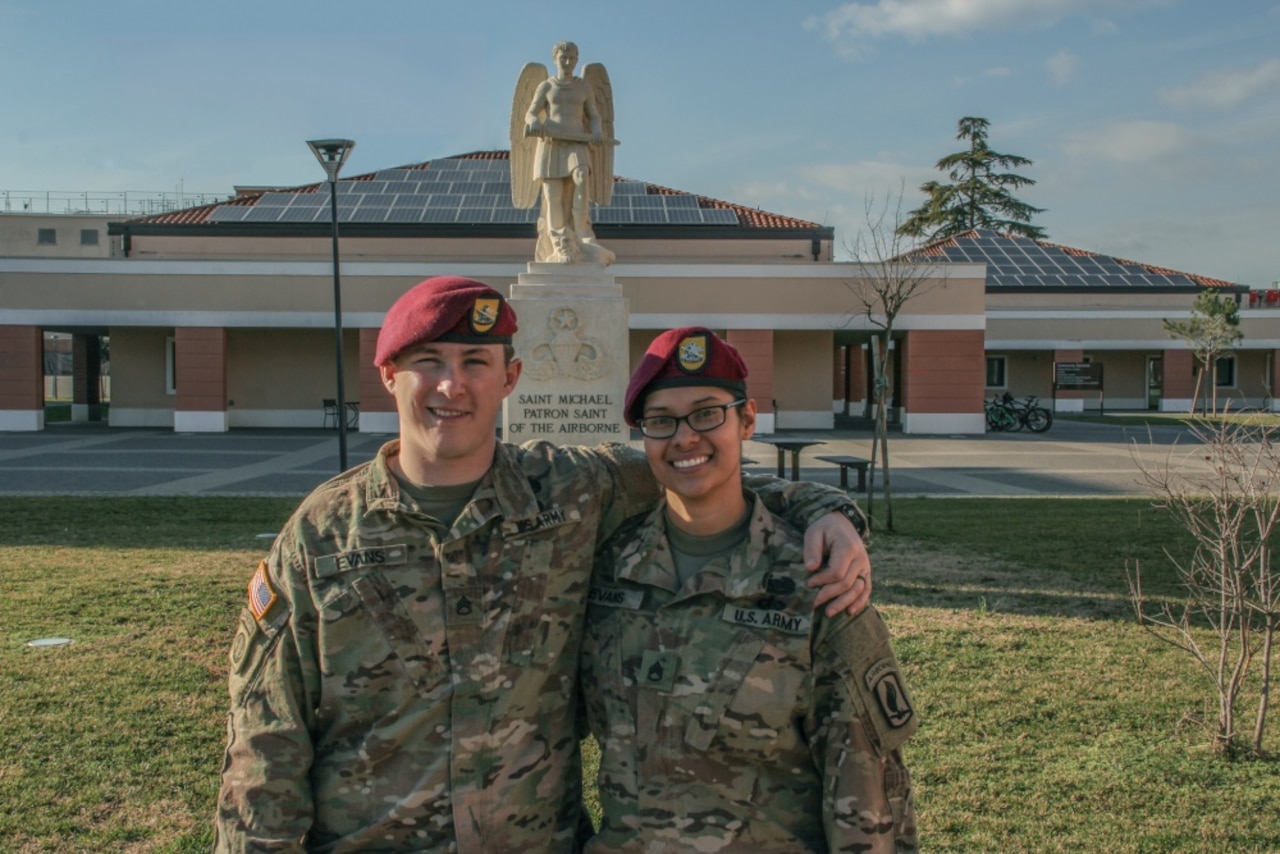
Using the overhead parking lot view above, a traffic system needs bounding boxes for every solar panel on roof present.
[255,193,296,207]
[244,206,286,221]
[631,195,665,208]
[613,182,648,195]
[592,207,631,223]
[427,194,463,207]
[420,208,459,222]
[666,209,702,224]
[457,208,497,223]
[385,208,426,222]
[351,208,390,223]
[418,171,453,182]
[631,208,668,223]
[391,194,433,207]
[208,207,250,221]
[449,182,486,194]
[701,209,739,225]
[663,194,699,208]
[492,208,536,223]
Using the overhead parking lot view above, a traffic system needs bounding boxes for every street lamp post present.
[307,138,356,472]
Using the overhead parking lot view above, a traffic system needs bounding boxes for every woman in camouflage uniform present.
[581,327,918,852]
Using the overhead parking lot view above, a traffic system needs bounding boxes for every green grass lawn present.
[1,497,1277,852]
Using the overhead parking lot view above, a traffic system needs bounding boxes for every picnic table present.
[755,437,826,481]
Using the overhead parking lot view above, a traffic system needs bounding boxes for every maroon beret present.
[375,276,517,366]
[624,327,749,425]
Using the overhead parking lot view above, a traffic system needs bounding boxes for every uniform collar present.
[363,440,541,533]
[612,491,791,599]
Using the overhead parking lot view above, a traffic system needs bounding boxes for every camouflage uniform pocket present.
[351,571,447,697]
[682,630,767,752]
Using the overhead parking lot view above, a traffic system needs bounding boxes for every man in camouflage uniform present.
[581,327,917,852]
[215,277,872,852]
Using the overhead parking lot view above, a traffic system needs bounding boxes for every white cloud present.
[1061,120,1195,164]
[1159,58,1280,110]
[805,0,1167,54]
[984,66,1013,77]
[1046,50,1078,84]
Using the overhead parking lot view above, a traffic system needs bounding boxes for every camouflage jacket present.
[582,495,918,853]
[215,441,858,853]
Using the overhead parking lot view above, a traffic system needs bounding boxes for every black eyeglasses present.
[636,399,747,439]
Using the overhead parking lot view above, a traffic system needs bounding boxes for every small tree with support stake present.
[843,186,939,533]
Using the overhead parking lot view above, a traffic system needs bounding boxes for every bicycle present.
[985,396,1019,432]
[1001,393,1053,433]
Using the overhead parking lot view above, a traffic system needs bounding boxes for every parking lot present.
[0,417,1204,498]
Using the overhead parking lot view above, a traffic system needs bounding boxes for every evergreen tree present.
[898,117,1046,241]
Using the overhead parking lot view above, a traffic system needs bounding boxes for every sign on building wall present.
[1054,362,1104,390]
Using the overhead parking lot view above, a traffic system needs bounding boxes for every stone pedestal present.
[504,263,629,445]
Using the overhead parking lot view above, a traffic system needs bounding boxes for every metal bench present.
[816,455,871,492]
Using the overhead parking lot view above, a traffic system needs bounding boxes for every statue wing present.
[510,62,546,210]
[583,62,615,207]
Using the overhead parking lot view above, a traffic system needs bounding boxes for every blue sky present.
[2,0,1277,286]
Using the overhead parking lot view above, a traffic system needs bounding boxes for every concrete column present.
[1271,350,1280,412]
[71,334,102,422]
[0,326,45,431]
[899,329,985,434]
[359,327,398,434]
[832,345,846,414]
[850,345,867,416]
[174,327,228,432]
[1161,349,1195,412]
[1053,348,1085,413]
[726,329,775,434]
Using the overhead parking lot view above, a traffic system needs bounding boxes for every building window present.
[37,228,56,245]
[80,229,99,246]
[986,355,1007,388]
[1215,355,1236,388]
[165,336,177,395]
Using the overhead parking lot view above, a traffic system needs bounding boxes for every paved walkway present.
[0,418,1203,498]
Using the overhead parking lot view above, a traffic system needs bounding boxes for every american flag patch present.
[248,561,278,621]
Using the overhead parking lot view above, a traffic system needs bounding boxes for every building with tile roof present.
[1,153,1276,436]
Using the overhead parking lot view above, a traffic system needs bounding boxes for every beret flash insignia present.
[470,297,501,335]
[677,334,708,373]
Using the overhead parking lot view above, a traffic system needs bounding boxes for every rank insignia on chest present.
[248,560,278,622]
[638,650,679,692]
[866,657,915,729]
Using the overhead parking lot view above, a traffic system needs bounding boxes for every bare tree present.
[1163,290,1243,416]
[843,187,939,533]
[1128,417,1279,757]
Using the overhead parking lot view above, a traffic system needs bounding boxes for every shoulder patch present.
[247,560,278,621]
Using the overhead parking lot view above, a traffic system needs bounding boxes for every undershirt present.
[397,478,482,533]
[665,501,753,587]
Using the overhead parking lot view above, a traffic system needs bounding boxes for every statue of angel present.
[510,41,617,266]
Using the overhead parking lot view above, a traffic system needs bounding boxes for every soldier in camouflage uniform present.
[215,278,872,853]
[581,327,917,852]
